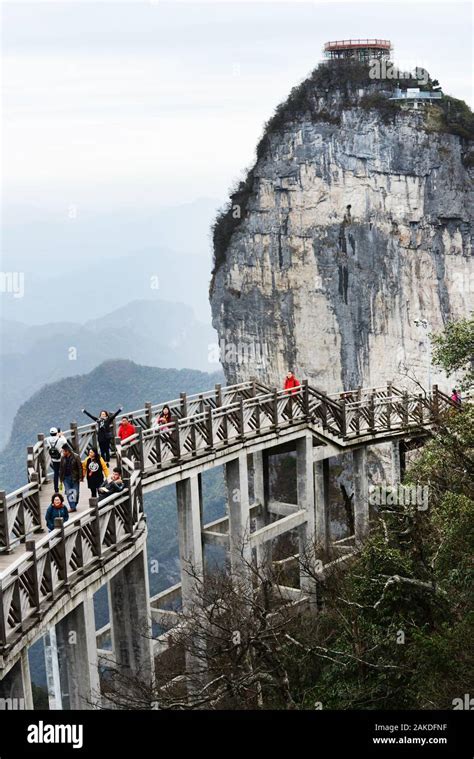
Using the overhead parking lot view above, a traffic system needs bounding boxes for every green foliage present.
[431,316,474,391]
[438,95,474,141]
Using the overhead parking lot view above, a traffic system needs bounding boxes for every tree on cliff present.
[432,316,474,391]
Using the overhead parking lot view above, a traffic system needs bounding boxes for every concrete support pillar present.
[44,626,62,710]
[176,474,204,609]
[251,451,272,572]
[176,474,207,695]
[109,549,154,689]
[314,458,330,552]
[391,440,401,486]
[0,650,32,709]
[56,596,101,709]
[225,452,251,577]
[296,433,317,597]
[353,447,369,546]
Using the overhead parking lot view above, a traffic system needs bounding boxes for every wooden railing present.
[0,471,145,653]
[0,378,463,654]
[0,381,460,557]
[116,382,460,480]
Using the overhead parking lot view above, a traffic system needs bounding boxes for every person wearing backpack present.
[81,407,122,465]
[46,427,68,491]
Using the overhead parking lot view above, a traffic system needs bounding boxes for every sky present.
[2,0,473,228]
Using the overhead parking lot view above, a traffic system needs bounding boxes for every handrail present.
[0,478,145,653]
[324,39,391,49]
[0,379,464,654]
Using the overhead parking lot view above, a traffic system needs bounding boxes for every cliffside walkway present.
[0,379,459,706]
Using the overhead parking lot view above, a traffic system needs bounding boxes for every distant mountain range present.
[0,358,224,493]
[0,299,218,447]
[2,198,220,324]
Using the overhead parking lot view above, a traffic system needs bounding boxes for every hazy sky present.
[2,1,473,223]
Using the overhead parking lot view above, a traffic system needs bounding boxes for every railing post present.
[173,420,181,461]
[368,392,375,433]
[206,407,214,450]
[238,397,245,440]
[90,497,103,563]
[250,377,257,398]
[69,421,79,453]
[133,460,144,527]
[27,446,34,482]
[340,399,347,438]
[0,490,11,553]
[30,472,44,534]
[115,436,122,470]
[137,428,145,471]
[18,481,27,543]
[320,397,328,430]
[417,393,424,423]
[0,581,7,650]
[255,395,261,435]
[145,402,153,428]
[432,384,440,423]
[38,433,48,485]
[272,388,279,429]
[215,383,222,407]
[303,379,310,420]
[25,540,41,618]
[54,517,69,588]
[386,382,392,429]
[402,391,409,428]
[180,392,188,419]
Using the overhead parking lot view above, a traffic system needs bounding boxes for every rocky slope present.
[210,61,473,392]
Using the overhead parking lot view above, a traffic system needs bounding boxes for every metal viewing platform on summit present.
[324,39,392,62]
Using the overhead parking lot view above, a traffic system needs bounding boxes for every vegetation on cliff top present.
[211,60,473,286]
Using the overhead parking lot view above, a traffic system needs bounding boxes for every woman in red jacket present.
[284,370,300,395]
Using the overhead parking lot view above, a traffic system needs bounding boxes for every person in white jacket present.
[45,427,68,491]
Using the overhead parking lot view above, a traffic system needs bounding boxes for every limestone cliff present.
[210,61,473,392]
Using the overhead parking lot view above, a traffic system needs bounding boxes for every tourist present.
[153,405,173,431]
[451,388,462,406]
[98,468,125,500]
[45,427,68,491]
[284,370,300,395]
[59,445,84,512]
[82,446,109,498]
[81,407,122,465]
[45,493,69,532]
[118,415,136,442]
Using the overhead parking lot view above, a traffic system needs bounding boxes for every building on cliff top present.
[324,38,392,62]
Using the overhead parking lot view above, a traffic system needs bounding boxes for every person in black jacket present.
[81,407,122,465]
[59,446,84,512]
[82,446,109,498]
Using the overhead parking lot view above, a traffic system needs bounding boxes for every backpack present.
[48,438,61,461]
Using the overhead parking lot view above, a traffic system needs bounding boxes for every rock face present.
[210,64,473,393]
